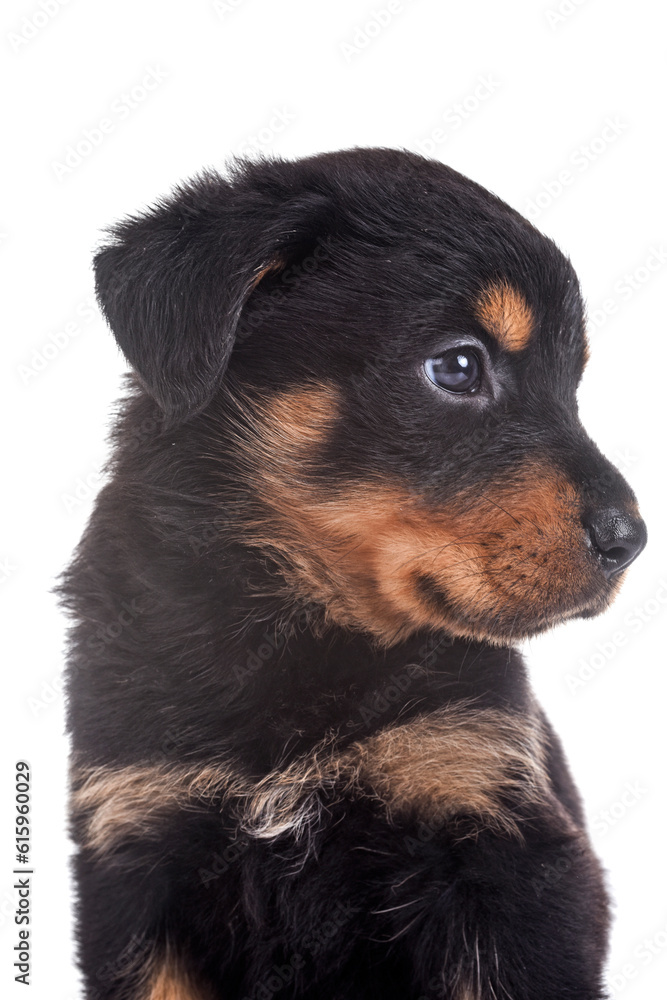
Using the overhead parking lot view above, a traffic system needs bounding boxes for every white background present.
[2,1,666,998]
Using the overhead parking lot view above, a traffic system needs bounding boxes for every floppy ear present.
[93,166,331,422]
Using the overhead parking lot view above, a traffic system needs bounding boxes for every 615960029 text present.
[13,761,32,985]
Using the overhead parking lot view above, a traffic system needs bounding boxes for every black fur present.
[61,148,646,999]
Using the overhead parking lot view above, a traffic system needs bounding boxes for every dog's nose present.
[583,508,647,577]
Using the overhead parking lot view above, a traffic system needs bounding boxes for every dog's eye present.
[424,349,481,394]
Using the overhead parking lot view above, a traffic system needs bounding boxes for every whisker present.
[478,493,522,527]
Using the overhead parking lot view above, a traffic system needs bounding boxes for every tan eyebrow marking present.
[475,281,534,351]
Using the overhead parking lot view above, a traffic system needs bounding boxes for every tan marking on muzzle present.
[220,385,616,644]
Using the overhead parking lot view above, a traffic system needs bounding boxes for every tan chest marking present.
[71,704,568,857]
[143,949,212,1000]
[352,704,553,837]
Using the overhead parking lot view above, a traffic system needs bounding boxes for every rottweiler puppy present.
[61,148,646,999]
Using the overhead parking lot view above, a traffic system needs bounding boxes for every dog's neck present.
[65,472,531,767]
[88,397,533,760]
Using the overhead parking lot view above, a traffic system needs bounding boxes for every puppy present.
[61,148,646,1000]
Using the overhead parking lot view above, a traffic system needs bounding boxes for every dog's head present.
[95,148,646,646]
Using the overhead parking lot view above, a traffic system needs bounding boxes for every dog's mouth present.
[412,567,620,644]
[326,469,630,645]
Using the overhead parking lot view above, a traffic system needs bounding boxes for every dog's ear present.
[93,166,331,422]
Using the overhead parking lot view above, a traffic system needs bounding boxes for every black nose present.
[584,508,647,577]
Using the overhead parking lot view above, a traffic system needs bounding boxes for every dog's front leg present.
[399,820,610,1000]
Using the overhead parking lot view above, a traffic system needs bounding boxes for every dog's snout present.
[583,508,647,578]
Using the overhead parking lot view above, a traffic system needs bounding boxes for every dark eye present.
[424,349,481,394]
